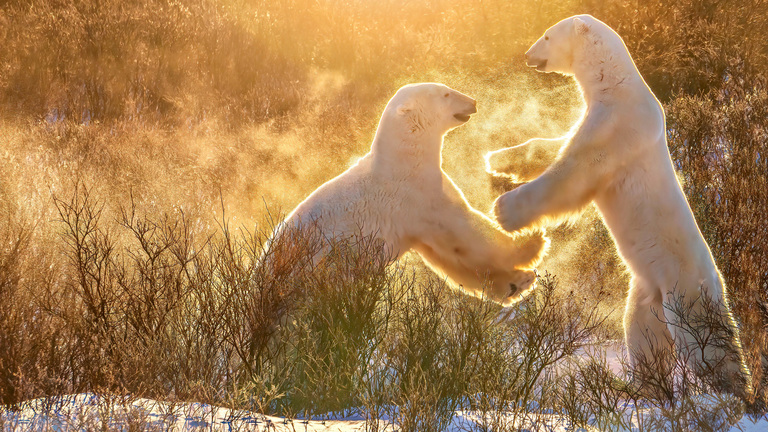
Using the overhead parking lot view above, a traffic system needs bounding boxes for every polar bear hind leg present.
[624,276,675,392]
[661,273,750,395]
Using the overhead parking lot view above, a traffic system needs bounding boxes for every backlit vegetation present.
[1,0,767,428]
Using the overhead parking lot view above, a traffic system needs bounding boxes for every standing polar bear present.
[491,15,749,391]
[272,83,548,305]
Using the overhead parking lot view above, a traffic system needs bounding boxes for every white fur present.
[492,15,749,390]
[272,83,548,305]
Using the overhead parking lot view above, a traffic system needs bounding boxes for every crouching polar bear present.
[491,15,749,391]
[271,83,548,305]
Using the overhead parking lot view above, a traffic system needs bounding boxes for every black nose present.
[509,283,518,296]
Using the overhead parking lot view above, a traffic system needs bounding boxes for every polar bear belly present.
[595,163,715,290]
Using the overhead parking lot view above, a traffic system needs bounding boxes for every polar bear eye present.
[444,93,450,98]
[544,35,549,41]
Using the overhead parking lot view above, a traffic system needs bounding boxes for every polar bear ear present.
[573,17,591,36]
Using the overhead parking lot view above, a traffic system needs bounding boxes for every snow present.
[2,392,767,431]
[2,343,766,431]
[0,393,372,431]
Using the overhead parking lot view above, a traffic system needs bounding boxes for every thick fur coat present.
[272,83,548,304]
[491,15,749,392]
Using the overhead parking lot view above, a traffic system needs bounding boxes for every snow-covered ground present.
[2,392,767,431]
[1,393,371,432]
[2,345,767,431]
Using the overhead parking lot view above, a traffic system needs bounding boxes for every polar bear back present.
[279,155,410,254]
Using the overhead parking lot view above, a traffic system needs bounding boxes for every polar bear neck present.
[572,32,644,105]
[370,122,444,177]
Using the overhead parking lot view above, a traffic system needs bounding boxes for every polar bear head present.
[382,83,477,137]
[524,14,623,77]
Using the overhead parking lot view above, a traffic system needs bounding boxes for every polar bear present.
[270,83,548,305]
[491,15,749,392]
[486,136,567,184]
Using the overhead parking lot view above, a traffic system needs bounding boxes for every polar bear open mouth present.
[454,113,472,122]
[527,59,547,70]
[454,105,477,123]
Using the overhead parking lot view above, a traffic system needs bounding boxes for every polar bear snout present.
[525,52,548,70]
[453,101,477,123]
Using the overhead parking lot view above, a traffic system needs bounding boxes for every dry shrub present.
[1,186,766,429]
[0,215,32,405]
[271,232,396,417]
[551,287,752,431]
[463,274,612,432]
[630,288,751,430]
[0,182,617,428]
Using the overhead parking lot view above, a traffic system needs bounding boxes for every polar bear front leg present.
[409,188,547,304]
[493,154,601,232]
[485,137,567,182]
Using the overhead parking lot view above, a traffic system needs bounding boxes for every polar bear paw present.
[493,188,531,233]
[511,269,537,295]
[485,149,522,181]
[497,268,537,305]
